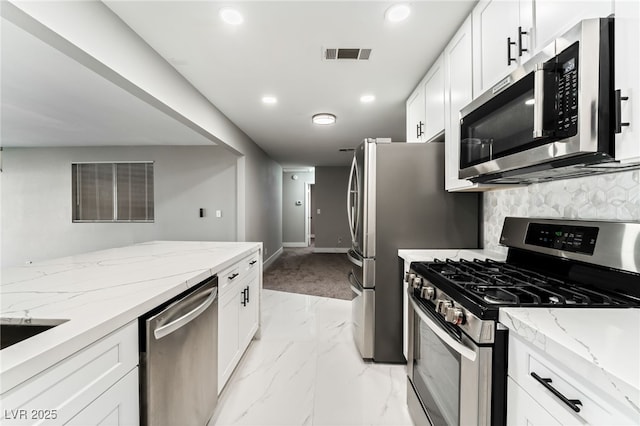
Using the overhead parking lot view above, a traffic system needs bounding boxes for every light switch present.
[216,210,222,218]
[317,209,321,214]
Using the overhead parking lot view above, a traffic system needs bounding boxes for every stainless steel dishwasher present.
[140,275,218,426]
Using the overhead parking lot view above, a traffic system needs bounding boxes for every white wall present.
[483,169,640,253]
[2,146,237,267]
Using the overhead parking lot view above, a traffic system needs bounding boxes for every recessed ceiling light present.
[360,94,375,103]
[312,113,336,125]
[219,7,243,25]
[385,4,411,23]
[262,96,278,104]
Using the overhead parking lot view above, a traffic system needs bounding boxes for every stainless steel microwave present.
[458,18,629,184]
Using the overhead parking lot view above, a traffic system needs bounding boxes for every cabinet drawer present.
[219,252,260,296]
[243,252,260,276]
[1,321,138,426]
[508,334,635,425]
[66,367,139,426]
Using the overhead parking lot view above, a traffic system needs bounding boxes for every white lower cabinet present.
[67,368,139,426]
[218,251,261,393]
[0,321,139,426]
[507,376,561,425]
[507,334,638,425]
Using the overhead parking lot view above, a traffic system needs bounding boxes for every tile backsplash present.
[483,169,640,253]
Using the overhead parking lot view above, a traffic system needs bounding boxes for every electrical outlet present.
[338,237,342,245]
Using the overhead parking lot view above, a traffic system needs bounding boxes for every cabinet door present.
[472,0,520,97]
[507,377,562,426]
[67,368,139,426]
[614,0,640,163]
[218,286,240,393]
[444,16,475,191]
[534,0,613,52]
[423,55,445,142]
[238,276,259,353]
[406,86,425,142]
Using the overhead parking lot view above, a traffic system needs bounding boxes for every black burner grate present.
[415,258,637,308]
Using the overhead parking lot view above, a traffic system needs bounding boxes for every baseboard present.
[313,247,350,253]
[282,242,308,248]
[263,247,283,270]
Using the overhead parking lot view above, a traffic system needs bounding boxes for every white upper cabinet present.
[405,54,445,143]
[614,0,640,164]
[406,85,425,143]
[422,54,446,142]
[444,16,476,191]
[534,0,613,51]
[472,0,533,97]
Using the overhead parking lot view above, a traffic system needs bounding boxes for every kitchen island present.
[0,241,261,424]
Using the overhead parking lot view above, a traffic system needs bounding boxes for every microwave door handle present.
[410,297,477,362]
[533,64,546,139]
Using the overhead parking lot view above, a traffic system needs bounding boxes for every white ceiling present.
[0,17,216,148]
[1,1,476,167]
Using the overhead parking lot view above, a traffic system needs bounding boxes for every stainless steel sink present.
[0,319,68,350]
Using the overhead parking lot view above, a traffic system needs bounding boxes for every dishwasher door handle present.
[154,287,218,340]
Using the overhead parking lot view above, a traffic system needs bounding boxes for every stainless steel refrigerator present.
[346,138,480,363]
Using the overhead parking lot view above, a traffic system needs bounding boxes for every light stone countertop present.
[398,248,507,264]
[500,307,640,421]
[0,240,261,393]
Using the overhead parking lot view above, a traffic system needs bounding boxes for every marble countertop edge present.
[0,241,261,394]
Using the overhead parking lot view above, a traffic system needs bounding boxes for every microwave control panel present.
[554,42,579,137]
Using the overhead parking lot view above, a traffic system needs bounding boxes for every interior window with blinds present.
[72,162,154,222]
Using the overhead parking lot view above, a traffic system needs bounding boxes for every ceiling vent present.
[323,48,372,61]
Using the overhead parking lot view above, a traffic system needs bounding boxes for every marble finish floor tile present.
[210,290,412,426]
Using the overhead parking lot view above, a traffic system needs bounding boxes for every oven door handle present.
[410,297,477,362]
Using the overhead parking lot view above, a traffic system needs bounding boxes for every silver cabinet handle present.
[154,287,218,340]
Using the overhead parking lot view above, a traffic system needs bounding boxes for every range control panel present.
[525,222,598,255]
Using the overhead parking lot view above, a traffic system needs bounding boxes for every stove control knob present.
[445,307,465,325]
[436,299,452,315]
[420,286,435,301]
[405,272,415,283]
[412,277,423,289]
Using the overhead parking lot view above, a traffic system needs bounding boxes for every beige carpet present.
[263,246,354,300]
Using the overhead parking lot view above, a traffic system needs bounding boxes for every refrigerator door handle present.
[347,155,357,244]
[347,249,363,267]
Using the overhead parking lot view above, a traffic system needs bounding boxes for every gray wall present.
[483,169,640,253]
[282,170,314,244]
[1,146,238,267]
[244,148,283,260]
[314,167,351,250]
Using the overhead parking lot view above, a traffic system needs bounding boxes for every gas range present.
[408,218,640,337]
[406,217,640,426]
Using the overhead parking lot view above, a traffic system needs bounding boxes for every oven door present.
[407,295,494,426]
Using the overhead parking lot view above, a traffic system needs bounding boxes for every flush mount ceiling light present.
[262,96,278,104]
[360,94,375,103]
[385,4,411,22]
[312,113,336,125]
[219,7,243,25]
